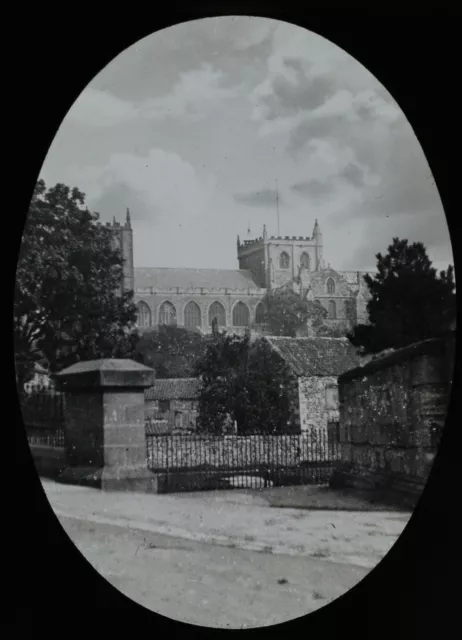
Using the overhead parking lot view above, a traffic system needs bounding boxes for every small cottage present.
[145,378,201,433]
[264,337,360,441]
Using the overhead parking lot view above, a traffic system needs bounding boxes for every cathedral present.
[108,210,372,335]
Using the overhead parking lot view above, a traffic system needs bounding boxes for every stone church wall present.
[135,287,265,334]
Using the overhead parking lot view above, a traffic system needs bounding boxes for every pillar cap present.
[54,359,155,391]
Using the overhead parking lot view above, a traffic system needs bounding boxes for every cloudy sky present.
[41,16,453,274]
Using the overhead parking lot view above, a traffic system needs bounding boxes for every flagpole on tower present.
[276,179,280,236]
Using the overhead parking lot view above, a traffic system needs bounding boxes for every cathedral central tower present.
[237,221,325,289]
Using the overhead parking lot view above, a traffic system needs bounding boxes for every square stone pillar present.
[54,359,157,492]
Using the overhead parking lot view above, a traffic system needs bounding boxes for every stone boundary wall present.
[146,431,335,470]
[331,332,455,502]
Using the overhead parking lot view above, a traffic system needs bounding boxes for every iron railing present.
[146,431,341,491]
[26,426,65,447]
[19,386,65,447]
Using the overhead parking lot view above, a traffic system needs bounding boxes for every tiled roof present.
[135,267,260,291]
[57,359,153,374]
[145,378,201,401]
[265,337,360,377]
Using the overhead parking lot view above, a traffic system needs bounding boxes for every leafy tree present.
[244,339,295,434]
[133,325,209,378]
[259,289,345,338]
[347,237,456,353]
[261,287,312,337]
[194,333,249,433]
[194,334,295,434]
[304,299,341,336]
[14,179,138,386]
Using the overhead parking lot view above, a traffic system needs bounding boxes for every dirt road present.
[43,480,410,569]
[43,480,410,628]
[60,515,369,629]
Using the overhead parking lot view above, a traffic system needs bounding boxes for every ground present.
[43,480,411,629]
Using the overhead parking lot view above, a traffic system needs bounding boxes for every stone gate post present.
[54,359,156,492]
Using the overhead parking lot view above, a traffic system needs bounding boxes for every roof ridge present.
[155,377,198,382]
[135,267,253,273]
[267,336,349,341]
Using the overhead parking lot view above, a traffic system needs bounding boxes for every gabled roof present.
[145,378,201,401]
[264,337,360,377]
[134,267,260,291]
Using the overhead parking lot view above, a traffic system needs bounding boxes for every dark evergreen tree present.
[347,237,456,353]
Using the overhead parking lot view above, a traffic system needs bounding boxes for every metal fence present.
[26,426,65,447]
[146,431,340,492]
[19,387,65,447]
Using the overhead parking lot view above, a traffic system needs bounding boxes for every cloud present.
[338,163,367,188]
[245,20,451,268]
[88,17,275,107]
[230,18,277,51]
[142,63,239,121]
[71,148,217,225]
[66,88,139,127]
[41,17,452,274]
[251,63,336,126]
[90,182,153,221]
[346,208,454,273]
[67,62,239,131]
[291,180,332,199]
[292,138,372,189]
[249,21,401,153]
[234,187,281,207]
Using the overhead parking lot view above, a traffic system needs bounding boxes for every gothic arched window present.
[279,252,290,269]
[184,301,201,329]
[344,299,350,318]
[208,301,226,327]
[300,252,311,270]
[255,302,266,325]
[326,277,335,294]
[328,300,337,319]
[136,301,151,328]
[159,301,177,326]
[232,301,250,327]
